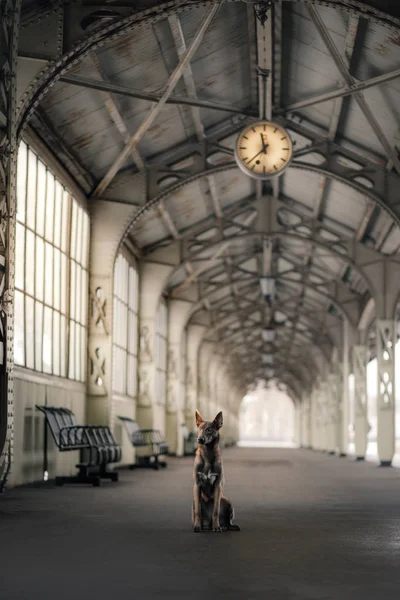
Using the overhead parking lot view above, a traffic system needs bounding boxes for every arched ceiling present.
[18,0,400,396]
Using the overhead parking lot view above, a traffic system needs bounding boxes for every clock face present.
[234,121,293,179]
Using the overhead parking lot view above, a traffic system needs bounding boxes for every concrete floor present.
[2,447,400,599]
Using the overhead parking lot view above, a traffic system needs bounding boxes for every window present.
[112,253,139,397]
[14,141,89,381]
[155,300,167,405]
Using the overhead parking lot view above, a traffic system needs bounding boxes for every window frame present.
[14,137,90,383]
[112,249,139,400]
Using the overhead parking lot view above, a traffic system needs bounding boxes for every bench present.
[118,416,168,470]
[37,406,121,486]
[181,424,197,456]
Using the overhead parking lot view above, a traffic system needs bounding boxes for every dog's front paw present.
[193,523,201,533]
[212,525,222,533]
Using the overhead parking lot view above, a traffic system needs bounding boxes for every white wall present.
[10,369,86,487]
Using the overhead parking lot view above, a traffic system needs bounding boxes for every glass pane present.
[114,298,120,347]
[128,267,135,310]
[25,229,35,297]
[17,142,27,223]
[81,269,88,326]
[45,172,54,243]
[82,213,89,268]
[35,237,44,302]
[70,202,77,261]
[133,269,139,313]
[43,307,52,374]
[120,348,127,395]
[35,302,43,372]
[75,265,81,324]
[54,181,63,249]
[36,160,46,237]
[127,355,136,397]
[44,243,53,307]
[81,326,86,382]
[70,260,76,321]
[25,296,34,370]
[61,253,67,315]
[68,321,75,380]
[128,309,137,356]
[15,223,25,291]
[75,323,81,382]
[61,191,69,253]
[14,290,25,366]
[60,315,67,377]
[53,311,60,377]
[53,249,61,311]
[76,208,83,265]
[26,150,37,230]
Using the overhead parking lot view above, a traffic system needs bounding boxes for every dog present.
[192,409,240,533]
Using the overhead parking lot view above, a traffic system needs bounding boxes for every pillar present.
[87,191,145,427]
[376,319,396,466]
[198,341,214,418]
[340,319,350,456]
[137,261,173,433]
[185,324,206,431]
[352,344,368,460]
[166,299,192,456]
[319,380,329,452]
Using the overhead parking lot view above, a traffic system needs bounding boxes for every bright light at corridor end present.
[239,382,295,447]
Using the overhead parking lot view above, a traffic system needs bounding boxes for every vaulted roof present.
[18,0,400,397]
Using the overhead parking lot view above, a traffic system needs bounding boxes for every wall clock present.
[234,120,293,180]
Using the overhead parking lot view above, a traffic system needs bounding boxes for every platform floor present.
[2,447,400,599]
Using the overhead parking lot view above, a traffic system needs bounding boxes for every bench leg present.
[99,464,119,482]
[56,474,101,487]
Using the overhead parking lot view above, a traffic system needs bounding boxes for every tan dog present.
[192,410,240,532]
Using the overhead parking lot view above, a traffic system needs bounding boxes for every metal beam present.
[277,68,400,115]
[308,5,400,178]
[88,54,145,171]
[168,13,204,141]
[158,200,180,240]
[59,74,257,119]
[91,2,221,198]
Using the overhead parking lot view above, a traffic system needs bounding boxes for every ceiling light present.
[262,327,276,343]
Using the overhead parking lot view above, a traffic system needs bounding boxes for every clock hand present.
[246,148,264,163]
[260,133,269,154]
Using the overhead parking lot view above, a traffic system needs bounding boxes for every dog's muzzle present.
[198,436,205,445]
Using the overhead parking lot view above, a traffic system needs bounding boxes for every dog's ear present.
[213,411,223,430]
[195,410,204,427]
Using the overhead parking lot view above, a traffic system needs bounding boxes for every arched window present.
[155,300,167,405]
[112,253,139,397]
[14,141,89,381]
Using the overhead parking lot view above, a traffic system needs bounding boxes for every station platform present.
[1,447,400,599]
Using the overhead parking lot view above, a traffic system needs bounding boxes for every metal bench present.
[118,416,168,470]
[181,424,197,456]
[37,406,121,486]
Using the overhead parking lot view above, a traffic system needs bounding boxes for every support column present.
[327,374,337,454]
[352,256,400,465]
[166,299,192,456]
[319,380,329,452]
[87,192,145,427]
[294,402,301,447]
[0,0,21,483]
[185,324,205,431]
[198,341,214,418]
[137,262,173,433]
[352,343,368,460]
[340,319,350,456]
[376,319,396,466]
